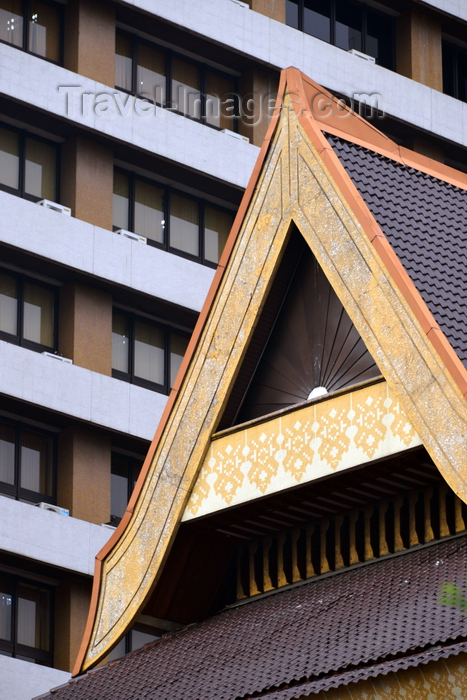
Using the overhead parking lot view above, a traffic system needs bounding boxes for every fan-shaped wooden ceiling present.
[230,228,381,425]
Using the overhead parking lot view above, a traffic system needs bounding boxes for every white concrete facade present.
[0,341,167,440]
[0,656,70,700]
[0,191,214,313]
[0,7,466,168]
[115,0,467,148]
[0,43,258,190]
[0,499,111,576]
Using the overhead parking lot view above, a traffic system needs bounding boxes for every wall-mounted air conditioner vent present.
[35,502,70,516]
[41,351,73,364]
[115,228,147,244]
[221,128,249,143]
[36,199,72,216]
[347,49,376,63]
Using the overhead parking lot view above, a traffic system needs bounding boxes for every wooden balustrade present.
[236,481,467,600]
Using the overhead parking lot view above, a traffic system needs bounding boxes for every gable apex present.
[74,68,467,675]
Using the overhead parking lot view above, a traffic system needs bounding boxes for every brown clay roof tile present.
[35,535,467,700]
[328,135,467,366]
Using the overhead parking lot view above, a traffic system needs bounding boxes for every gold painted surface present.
[79,80,467,672]
[183,380,420,520]
[306,652,467,699]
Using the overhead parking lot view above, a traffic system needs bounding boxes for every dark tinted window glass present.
[0,423,15,486]
[0,0,23,47]
[17,582,50,651]
[0,126,20,191]
[111,453,130,519]
[442,42,456,98]
[115,32,132,92]
[303,0,331,42]
[20,430,53,496]
[366,8,393,67]
[0,574,12,642]
[335,0,362,52]
[134,319,164,386]
[24,137,56,201]
[285,0,299,29]
[29,1,60,62]
[22,281,54,347]
[0,272,18,336]
[137,43,165,103]
[134,179,164,244]
[172,58,201,119]
[112,311,130,374]
[458,50,467,102]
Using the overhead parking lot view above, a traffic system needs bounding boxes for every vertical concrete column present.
[238,69,279,146]
[64,0,115,87]
[248,0,285,22]
[57,426,111,524]
[396,11,443,92]
[59,281,113,375]
[61,136,114,230]
[55,578,92,672]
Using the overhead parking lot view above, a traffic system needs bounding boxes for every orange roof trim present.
[74,68,467,676]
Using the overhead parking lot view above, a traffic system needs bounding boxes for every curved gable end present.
[72,67,467,676]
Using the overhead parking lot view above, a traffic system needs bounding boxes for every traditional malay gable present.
[37,68,467,700]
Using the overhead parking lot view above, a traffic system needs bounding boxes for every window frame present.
[112,308,190,395]
[113,167,234,268]
[286,0,396,70]
[0,571,54,665]
[110,450,144,523]
[115,29,239,131]
[0,416,57,504]
[0,0,64,65]
[0,267,58,354]
[443,40,467,102]
[0,123,60,203]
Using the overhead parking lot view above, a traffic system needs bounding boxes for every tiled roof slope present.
[38,536,467,700]
[328,135,467,366]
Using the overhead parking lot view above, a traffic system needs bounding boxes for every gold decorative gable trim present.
[74,68,467,674]
[183,380,420,521]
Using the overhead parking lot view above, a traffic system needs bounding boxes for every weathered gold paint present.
[300,651,467,699]
[183,380,420,520]
[79,83,467,672]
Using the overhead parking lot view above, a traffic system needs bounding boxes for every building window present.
[113,170,234,267]
[0,572,53,665]
[0,124,58,202]
[0,418,55,503]
[0,0,62,63]
[108,624,159,661]
[443,42,467,102]
[111,451,143,522]
[285,0,395,69]
[0,269,57,352]
[115,31,238,130]
[112,309,189,394]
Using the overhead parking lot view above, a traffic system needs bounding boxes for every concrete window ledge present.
[0,340,167,440]
[0,190,214,314]
[0,497,113,575]
[0,653,70,700]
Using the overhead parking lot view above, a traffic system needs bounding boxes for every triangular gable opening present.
[220,225,380,429]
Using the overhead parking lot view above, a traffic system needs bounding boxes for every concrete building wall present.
[0,191,214,314]
[0,341,167,439]
[0,656,70,700]
[0,499,111,575]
